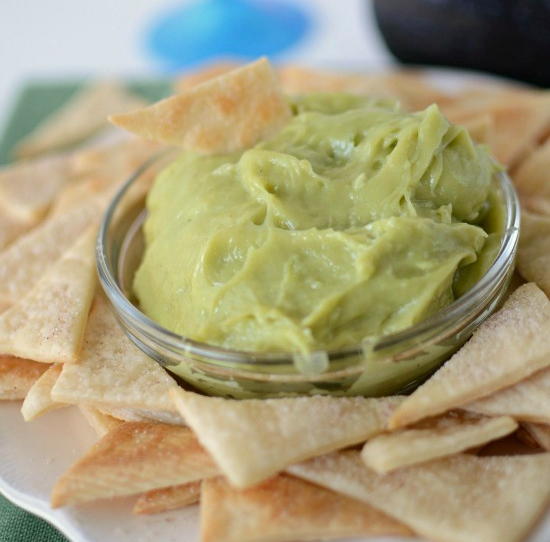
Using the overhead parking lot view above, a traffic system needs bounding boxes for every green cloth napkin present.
[0,78,170,541]
[0,495,67,542]
[0,79,170,165]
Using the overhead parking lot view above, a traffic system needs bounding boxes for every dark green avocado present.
[372,0,550,87]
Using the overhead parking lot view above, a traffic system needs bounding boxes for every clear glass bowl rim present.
[96,154,520,367]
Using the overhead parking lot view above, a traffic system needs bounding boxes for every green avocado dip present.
[134,93,503,378]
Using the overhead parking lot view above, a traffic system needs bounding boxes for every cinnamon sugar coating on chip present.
[0,355,49,400]
[51,422,218,507]
[110,58,291,153]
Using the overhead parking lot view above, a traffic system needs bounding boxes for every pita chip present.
[78,405,124,438]
[0,153,72,222]
[21,364,64,421]
[51,296,178,414]
[517,210,550,297]
[289,450,550,542]
[15,82,147,159]
[0,225,98,363]
[361,412,517,473]
[390,283,550,429]
[51,422,218,507]
[0,355,49,400]
[522,423,550,451]
[133,481,201,515]
[171,388,403,487]
[0,199,100,312]
[466,367,550,424]
[110,58,292,154]
[200,474,411,542]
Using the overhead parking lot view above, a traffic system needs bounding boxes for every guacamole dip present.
[134,94,500,357]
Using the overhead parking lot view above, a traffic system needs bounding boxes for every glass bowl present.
[97,153,520,398]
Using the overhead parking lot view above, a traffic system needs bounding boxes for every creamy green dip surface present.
[134,94,501,355]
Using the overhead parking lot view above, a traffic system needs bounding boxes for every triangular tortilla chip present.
[466,367,550,424]
[27,137,157,221]
[67,137,161,191]
[361,412,517,473]
[289,450,550,542]
[278,66,450,111]
[176,62,418,100]
[390,283,550,429]
[96,404,185,426]
[51,295,178,414]
[523,196,550,215]
[133,481,201,515]
[278,65,375,94]
[171,388,403,487]
[477,432,536,456]
[0,210,34,252]
[110,58,291,154]
[381,71,452,111]
[0,153,72,222]
[444,92,550,166]
[51,422,218,507]
[0,355,49,400]
[15,82,146,159]
[200,474,412,542]
[439,104,496,150]
[442,88,498,111]
[78,405,124,438]
[460,113,494,146]
[175,61,240,93]
[514,138,550,199]
[489,94,550,166]
[50,175,113,218]
[277,65,394,97]
[517,210,550,297]
[0,225,98,363]
[0,199,100,312]
[0,152,81,250]
[522,423,550,451]
[21,364,64,421]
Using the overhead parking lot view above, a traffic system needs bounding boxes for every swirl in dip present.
[134,93,502,360]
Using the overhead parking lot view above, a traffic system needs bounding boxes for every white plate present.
[0,402,200,542]
[1,400,549,542]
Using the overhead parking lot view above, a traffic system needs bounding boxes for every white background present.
[0,0,393,128]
